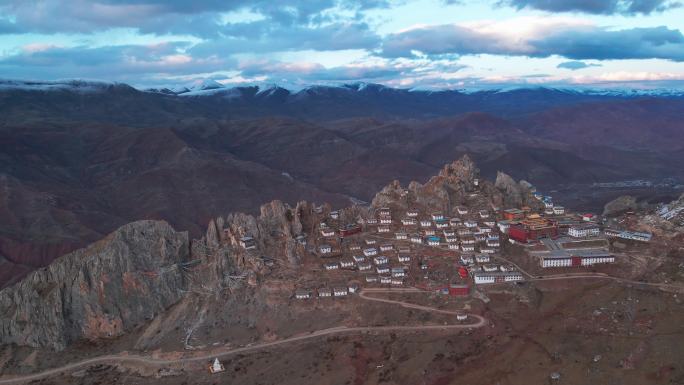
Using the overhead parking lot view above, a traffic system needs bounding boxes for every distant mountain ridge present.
[1,77,683,289]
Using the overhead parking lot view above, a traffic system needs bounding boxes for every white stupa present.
[209,358,225,373]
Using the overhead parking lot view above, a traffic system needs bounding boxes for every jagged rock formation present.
[494,172,523,207]
[0,221,189,351]
[194,200,314,272]
[372,155,480,212]
[370,155,540,214]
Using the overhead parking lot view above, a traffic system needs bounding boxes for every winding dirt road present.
[0,290,485,384]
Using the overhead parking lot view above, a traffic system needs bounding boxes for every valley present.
[1,81,683,288]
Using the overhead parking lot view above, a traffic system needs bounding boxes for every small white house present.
[460,255,474,265]
[365,275,378,283]
[464,220,478,228]
[456,314,468,321]
[435,221,449,229]
[480,247,495,254]
[443,229,456,237]
[333,287,348,297]
[427,237,441,246]
[401,218,417,226]
[486,237,500,247]
[391,278,404,286]
[461,237,476,245]
[448,243,460,250]
[365,238,377,245]
[363,248,378,257]
[410,234,423,244]
[483,220,496,227]
[321,228,336,237]
[295,290,312,300]
[482,264,498,272]
[380,218,393,225]
[380,276,392,284]
[395,232,408,240]
[553,206,565,215]
[365,218,378,225]
[376,265,390,274]
[340,259,355,268]
[324,262,339,270]
[457,206,468,215]
[398,255,411,263]
[318,288,333,297]
[380,244,394,252]
[391,267,406,277]
[497,220,511,234]
[420,220,433,227]
[352,255,366,263]
[406,209,419,217]
[445,236,459,243]
[330,211,339,219]
[461,244,475,252]
[478,210,490,218]
[358,262,372,271]
[431,213,445,221]
[424,229,436,236]
[374,255,389,265]
[377,226,391,233]
[476,255,490,263]
[319,244,332,254]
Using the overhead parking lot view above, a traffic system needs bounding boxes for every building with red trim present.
[508,216,558,243]
[449,284,470,296]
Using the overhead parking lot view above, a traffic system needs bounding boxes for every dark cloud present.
[0,42,230,82]
[503,0,681,15]
[534,26,684,61]
[189,22,380,56]
[0,0,389,36]
[382,23,684,61]
[557,60,602,70]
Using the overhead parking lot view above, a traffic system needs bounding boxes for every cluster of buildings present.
[364,206,502,255]
[295,284,359,300]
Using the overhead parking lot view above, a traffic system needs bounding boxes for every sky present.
[1,0,684,90]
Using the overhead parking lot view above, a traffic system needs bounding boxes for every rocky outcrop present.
[371,155,481,213]
[194,200,313,271]
[603,195,639,217]
[494,172,523,208]
[0,221,189,351]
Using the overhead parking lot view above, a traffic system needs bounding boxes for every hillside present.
[1,82,683,287]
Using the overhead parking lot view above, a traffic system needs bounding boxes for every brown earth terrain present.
[1,156,683,385]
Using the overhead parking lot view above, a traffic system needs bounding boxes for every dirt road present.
[0,290,486,384]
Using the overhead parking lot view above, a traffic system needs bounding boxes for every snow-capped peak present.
[188,78,224,91]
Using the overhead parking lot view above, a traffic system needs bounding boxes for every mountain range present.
[1,79,683,288]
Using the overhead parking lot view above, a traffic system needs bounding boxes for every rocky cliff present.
[0,220,189,350]
[371,155,540,213]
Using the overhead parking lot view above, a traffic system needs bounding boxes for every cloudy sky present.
[1,0,684,89]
